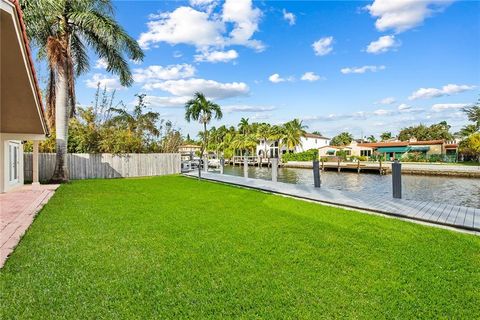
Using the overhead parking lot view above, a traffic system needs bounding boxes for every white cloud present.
[408,84,476,100]
[143,95,190,108]
[143,78,249,100]
[312,36,333,56]
[373,109,391,116]
[431,103,468,112]
[398,103,411,111]
[283,9,296,25]
[301,72,322,82]
[133,64,196,83]
[138,7,225,50]
[365,0,455,33]
[139,1,264,57]
[194,49,238,63]
[94,58,108,69]
[268,73,294,83]
[366,35,400,54]
[173,51,183,58]
[268,74,283,83]
[377,97,396,105]
[340,65,386,74]
[224,105,276,113]
[222,0,264,51]
[85,73,123,91]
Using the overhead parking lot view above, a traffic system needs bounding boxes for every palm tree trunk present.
[50,61,69,183]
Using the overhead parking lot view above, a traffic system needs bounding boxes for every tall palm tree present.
[282,119,307,153]
[238,117,250,135]
[21,0,143,182]
[256,123,271,158]
[185,92,223,162]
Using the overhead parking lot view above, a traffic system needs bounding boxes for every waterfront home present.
[318,141,373,158]
[256,133,330,158]
[178,144,201,154]
[0,0,48,193]
[358,139,458,161]
[319,139,458,161]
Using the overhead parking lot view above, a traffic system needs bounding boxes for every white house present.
[1,0,48,193]
[256,133,331,158]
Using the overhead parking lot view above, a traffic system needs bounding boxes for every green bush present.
[282,149,318,162]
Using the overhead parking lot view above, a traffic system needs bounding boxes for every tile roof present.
[304,133,330,139]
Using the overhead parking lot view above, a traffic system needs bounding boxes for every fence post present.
[313,159,321,188]
[392,160,402,199]
[220,157,225,174]
[271,158,278,182]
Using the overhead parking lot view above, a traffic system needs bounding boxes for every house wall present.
[295,137,330,152]
[257,137,331,156]
[424,144,443,155]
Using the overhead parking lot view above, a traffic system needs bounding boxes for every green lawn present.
[1,176,479,319]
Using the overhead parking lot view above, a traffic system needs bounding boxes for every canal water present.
[221,166,480,208]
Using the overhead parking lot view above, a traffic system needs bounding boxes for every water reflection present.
[222,166,480,208]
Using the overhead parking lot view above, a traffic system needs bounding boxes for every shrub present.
[282,149,318,162]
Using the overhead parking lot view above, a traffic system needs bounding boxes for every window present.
[360,150,372,157]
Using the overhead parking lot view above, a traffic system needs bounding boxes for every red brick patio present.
[0,184,59,268]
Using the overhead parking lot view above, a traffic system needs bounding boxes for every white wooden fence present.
[24,153,181,181]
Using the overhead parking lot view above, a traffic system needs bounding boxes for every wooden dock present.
[184,171,479,233]
[286,160,387,174]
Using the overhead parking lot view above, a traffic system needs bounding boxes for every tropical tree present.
[380,132,392,141]
[366,135,377,143]
[21,0,143,182]
[107,94,160,145]
[185,92,223,161]
[282,119,307,152]
[462,97,480,129]
[456,124,479,138]
[232,133,257,155]
[398,121,453,141]
[330,132,353,146]
[459,132,480,162]
[256,123,271,158]
[238,117,250,135]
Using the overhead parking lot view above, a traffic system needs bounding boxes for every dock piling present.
[271,158,278,182]
[313,160,321,188]
[392,160,402,199]
[244,157,248,178]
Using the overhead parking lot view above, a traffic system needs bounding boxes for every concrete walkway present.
[0,184,59,268]
[185,171,479,233]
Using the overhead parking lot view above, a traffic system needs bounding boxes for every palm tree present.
[238,117,250,135]
[366,135,377,143]
[256,123,271,158]
[22,0,143,182]
[282,119,307,153]
[185,92,223,162]
[380,132,393,141]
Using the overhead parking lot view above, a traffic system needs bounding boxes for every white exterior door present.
[8,142,20,184]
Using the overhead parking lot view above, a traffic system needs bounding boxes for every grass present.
[1,175,479,319]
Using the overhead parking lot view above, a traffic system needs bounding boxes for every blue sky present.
[66,0,479,138]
